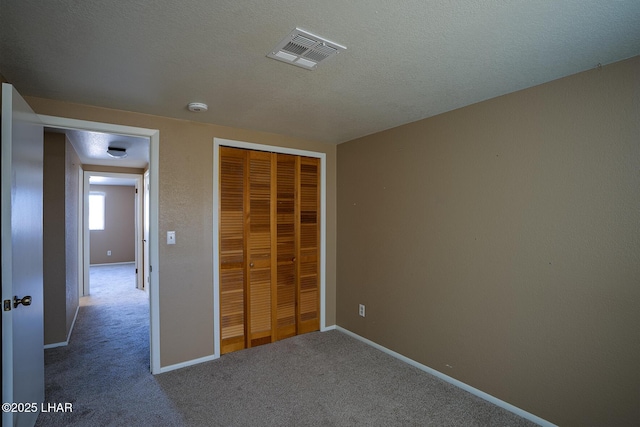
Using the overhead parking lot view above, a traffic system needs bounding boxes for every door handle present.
[14,295,32,309]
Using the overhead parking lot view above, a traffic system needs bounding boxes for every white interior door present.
[1,83,45,427]
[77,166,84,298]
[135,178,143,290]
[143,171,150,291]
[82,171,91,296]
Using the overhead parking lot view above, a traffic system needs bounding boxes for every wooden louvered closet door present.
[219,147,247,354]
[219,147,320,355]
[275,154,297,340]
[247,150,275,347]
[297,156,320,333]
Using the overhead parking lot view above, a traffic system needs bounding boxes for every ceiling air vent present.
[267,28,346,70]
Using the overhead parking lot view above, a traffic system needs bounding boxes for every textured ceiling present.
[2,1,640,144]
[65,129,150,168]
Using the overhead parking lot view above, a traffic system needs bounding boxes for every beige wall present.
[337,56,640,426]
[43,132,80,345]
[43,132,67,344]
[64,137,81,336]
[90,184,136,264]
[26,96,337,367]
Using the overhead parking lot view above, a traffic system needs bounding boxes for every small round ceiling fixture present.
[188,102,208,112]
[107,146,127,158]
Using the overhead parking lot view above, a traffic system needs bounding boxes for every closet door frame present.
[213,138,327,359]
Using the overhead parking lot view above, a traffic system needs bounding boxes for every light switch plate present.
[167,231,176,245]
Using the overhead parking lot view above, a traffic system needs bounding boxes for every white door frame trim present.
[77,166,84,305]
[38,115,161,374]
[213,137,327,359]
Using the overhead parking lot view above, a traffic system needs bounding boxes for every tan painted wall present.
[337,56,640,426]
[26,96,337,367]
[43,132,67,344]
[43,132,81,345]
[64,137,81,336]
[89,184,136,264]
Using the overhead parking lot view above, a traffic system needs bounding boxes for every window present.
[89,192,105,230]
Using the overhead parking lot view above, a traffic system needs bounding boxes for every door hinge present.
[4,299,11,311]
[136,268,138,274]
[150,265,152,272]
[136,188,138,194]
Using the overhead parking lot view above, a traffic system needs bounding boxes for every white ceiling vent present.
[267,28,346,70]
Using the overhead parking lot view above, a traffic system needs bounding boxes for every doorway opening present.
[83,172,145,296]
[40,115,161,374]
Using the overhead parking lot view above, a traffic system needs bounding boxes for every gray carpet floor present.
[36,264,537,426]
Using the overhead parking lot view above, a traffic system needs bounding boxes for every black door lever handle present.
[14,295,32,308]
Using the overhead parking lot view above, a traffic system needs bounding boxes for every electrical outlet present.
[359,304,365,317]
[107,250,111,256]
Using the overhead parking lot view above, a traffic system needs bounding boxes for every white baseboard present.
[67,304,80,342]
[90,261,135,266]
[159,327,337,374]
[336,326,555,427]
[44,305,80,349]
[159,354,219,374]
[44,341,67,349]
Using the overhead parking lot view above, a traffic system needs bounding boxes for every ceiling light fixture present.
[188,102,208,112]
[107,146,128,158]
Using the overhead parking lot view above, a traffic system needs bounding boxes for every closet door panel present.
[276,154,297,340]
[298,157,320,334]
[219,147,247,354]
[247,150,274,346]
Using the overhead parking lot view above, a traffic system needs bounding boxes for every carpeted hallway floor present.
[36,263,537,426]
[36,263,184,426]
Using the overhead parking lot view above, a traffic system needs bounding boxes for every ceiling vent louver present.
[268,28,346,70]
